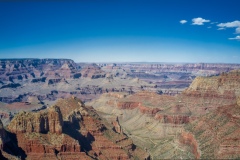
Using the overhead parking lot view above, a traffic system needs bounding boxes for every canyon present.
[0,59,240,159]
[88,70,240,159]
[0,96,149,159]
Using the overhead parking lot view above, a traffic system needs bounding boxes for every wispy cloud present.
[217,28,226,30]
[236,27,240,34]
[217,20,240,34]
[180,20,187,24]
[192,17,210,25]
[228,35,240,40]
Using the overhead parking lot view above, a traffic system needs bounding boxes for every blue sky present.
[0,0,240,63]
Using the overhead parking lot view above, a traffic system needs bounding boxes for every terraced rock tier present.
[0,97,149,159]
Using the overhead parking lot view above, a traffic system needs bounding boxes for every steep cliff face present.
[5,97,148,159]
[183,70,240,99]
[56,97,149,159]
[8,105,63,134]
[178,70,240,159]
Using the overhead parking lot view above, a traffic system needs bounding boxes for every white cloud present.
[236,27,240,33]
[217,20,240,33]
[180,20,187,24]
[217,28,225,30]
[218,21,240,28]
[192,17,210,25]
[228,35,240,40]
[207,26,212,29]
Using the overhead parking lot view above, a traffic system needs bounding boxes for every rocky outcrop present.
[8,105,63,134]
[183,70,240,99]
[5,97,148,159]
[15,133,86,160]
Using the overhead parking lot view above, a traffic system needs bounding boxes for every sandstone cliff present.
[8,105,63,134]
[5,97,148,159]
[183,70,240,99]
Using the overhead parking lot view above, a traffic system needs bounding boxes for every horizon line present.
[0,58,240,65]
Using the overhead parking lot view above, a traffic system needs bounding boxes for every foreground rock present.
[2,97,149,159]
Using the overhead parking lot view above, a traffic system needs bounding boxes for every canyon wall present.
[1,97,149,159]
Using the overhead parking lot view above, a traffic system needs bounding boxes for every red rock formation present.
[155,114,191,124]
[179,131,200,159]
[5,97,148,159]
[138,105,161,115]
[183,70,240,99]
[117,101,140,109]
[8,105,63,134]
[109,91,192,125]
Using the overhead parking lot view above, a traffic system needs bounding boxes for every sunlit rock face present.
[4,97,149,160]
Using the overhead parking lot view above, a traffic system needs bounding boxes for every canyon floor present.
[1,59,240,159]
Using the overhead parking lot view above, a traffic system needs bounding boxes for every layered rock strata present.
[4,97,149,159]
[88,70,240,159]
